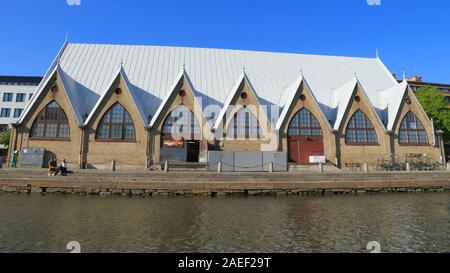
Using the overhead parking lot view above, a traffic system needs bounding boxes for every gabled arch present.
[85,66,148,127]
[345,110,378,144]
[398,111,428,145]
[288,108,322,137]
[95,103,136,141]
[226,107,262,139]
[217,71,272,139]
[161,105,201,147]
[334,77,386,132]
[30,100,70,139]
[391,83,435,146]
[18,64,83,126]
[277,73,331,132]
[150,67,208,132]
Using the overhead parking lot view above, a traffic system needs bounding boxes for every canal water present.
[0,192,448,253]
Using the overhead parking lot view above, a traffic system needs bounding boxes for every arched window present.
[288,108,322,137]
[227,107,262,139]
[31,101,70,139]
[161,105,200,148]
[345,110,378,144]
[96,103,135,141]
[399,112,428,144]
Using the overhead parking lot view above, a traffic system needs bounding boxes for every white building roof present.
[21,43,406,129]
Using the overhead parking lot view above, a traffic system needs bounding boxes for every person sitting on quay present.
[48,158,58,176]
[60,159,68,176]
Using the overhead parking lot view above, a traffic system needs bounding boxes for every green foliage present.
[0,128,11,148]
[415,87,450,142]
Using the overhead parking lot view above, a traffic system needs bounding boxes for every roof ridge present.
[66,43,378,60]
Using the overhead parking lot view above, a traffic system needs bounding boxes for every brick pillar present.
[153,132,161,164]
[436,130,446,165]
[199,139,208,163]
[387,130,396,166]
[333,130,341,168]
[7,126,18,167]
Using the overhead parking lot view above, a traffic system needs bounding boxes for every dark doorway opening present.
[186,141,200,162]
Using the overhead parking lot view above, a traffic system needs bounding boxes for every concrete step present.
[288,163,341,173]
[158,162,208,171]
[1,169,449,184]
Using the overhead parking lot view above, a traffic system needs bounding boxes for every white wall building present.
[0,76,42,131]
[0,76,41,153]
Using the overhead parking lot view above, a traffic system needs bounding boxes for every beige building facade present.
[8,43,446,170]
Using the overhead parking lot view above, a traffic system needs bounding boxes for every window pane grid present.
[30,101,70,139]
[288,108,322,137]
[96,103,136,141]
[227,108,262,139]
[161,106,201,146]
[345,110,378,144]
[399,112,428,144]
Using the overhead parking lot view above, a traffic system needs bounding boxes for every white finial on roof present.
[376,48,379,59]
[64,32,69,44]
[353,72,358,79]
[300,69,303,77]
[402,70,407,80]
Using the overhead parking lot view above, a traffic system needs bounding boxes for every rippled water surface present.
[0,192,448,253]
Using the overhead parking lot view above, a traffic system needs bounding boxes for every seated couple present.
[48,158,68,176]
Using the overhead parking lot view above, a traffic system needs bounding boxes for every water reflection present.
[0,193,448,253]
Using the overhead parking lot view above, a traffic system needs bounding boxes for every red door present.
[289,136,324,164]
[288,139,300,163]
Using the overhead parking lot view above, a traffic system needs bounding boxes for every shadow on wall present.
[445,144,450,161]
[86,164,99,170]
[43,151,57,168]
[0,148,7,164]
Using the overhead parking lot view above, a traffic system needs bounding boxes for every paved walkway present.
[0,168,449,196]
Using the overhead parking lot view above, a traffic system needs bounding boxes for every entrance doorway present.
[289,136,324,163]
[186,141,200,162]
[287,108,324,164]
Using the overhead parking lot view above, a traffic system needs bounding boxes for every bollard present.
[269,162,273,173]
[111,160,116,172]
[164,161,169,173]
[447,162,450,172]
[217,161,222,173]
[363,162,369,173]
[318,163,323,173]
[406,162,411,172]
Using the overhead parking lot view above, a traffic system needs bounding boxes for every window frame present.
[398,112,429,146]
[227,107,262,140]
[288,108,323,138]
[30,101,70,140]
[13,108,23,118]
[3,92,13,102]
[345,110,378,145]
[95,103,136,142]
[161,106,201,148]
[16,93,26,103]
[0,108,11,118]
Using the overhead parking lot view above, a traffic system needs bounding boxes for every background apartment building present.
[396,75,450,108]
[0,76,42,132]
[0,76,42,162]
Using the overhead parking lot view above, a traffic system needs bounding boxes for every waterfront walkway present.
[0,168,449,196]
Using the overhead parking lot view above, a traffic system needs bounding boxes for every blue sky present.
[1,0,449,83]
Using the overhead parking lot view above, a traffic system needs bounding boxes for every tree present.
[415,87,450,142]
[0,128,11,148]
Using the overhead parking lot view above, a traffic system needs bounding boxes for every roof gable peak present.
[213,70,270,130]
[84,66,148,127]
